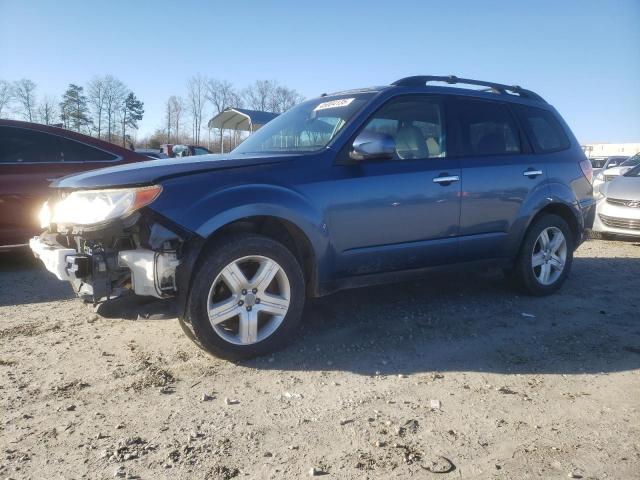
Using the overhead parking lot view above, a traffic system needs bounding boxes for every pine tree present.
[120,92,144,147]
[59,84,91,132]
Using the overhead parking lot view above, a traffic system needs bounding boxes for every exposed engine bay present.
[31,210,186,305]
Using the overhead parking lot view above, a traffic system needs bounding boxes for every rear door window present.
[514,105,570,153]
[454,99,521,156]
[0,127,61,163]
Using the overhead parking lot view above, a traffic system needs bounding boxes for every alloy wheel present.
[531,226,567,286]
[207,255,290,345]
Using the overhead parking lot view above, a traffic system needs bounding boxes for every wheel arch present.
[172,185,332,319]
[519,198,582,256]
[197,215,319,297]
[506,182,584,263]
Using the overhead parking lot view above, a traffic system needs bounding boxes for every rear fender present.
[507,181,583,257]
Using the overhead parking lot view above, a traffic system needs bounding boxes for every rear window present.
[455,99,521,156]
[515,106,570,153]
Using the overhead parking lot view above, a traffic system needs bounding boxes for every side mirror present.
[349,131,395,161]
[609,162,618,167]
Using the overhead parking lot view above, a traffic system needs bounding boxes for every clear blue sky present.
[1,0,638,143]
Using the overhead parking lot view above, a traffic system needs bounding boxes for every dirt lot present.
[1,238,639,480]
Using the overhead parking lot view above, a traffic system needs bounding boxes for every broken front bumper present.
[29,236,78,281]
[30,234,180,302]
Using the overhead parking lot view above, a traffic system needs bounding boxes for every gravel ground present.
[1,238,639,479]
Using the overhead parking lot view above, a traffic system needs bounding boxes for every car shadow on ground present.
[2,243,640,377]
[0,250,76,306]
[240,253,640,376]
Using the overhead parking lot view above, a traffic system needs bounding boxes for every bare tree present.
[88,76,107,139]
[169,96,185,142]
[206,79,242,115]
[187,75,207,145]
[206,79,243,150]
[164,97,173,143]
[270,85,304,113]
[38,95,58,125]
[101,76,127,142]
[0,79,13,118]
[243,80,303,113]
[243,80,273,112]
[14,78,37,121]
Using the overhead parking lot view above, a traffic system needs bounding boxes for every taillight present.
[579,159,593,184]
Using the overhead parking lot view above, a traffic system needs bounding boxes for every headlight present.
[50,185,162,226]
[39,201,51,228]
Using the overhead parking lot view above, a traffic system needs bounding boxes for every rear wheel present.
[184,234,305,359]
[512,214,574,296]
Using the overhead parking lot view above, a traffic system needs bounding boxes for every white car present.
[592,164,640,238]
[593,153,640,194]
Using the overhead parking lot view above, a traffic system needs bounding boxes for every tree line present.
[152,76,303,150]
[0,76,144,148]
[0,75,304,151]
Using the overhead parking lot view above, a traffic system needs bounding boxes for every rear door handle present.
[433,175,460,184]
[523,169,543,178]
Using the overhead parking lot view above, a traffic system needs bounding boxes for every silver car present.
[590,155,628,176]
[593,153,640,194]
[592,164,640,238]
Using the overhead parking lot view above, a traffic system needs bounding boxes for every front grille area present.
[607,198,640,208]
[599,214,640,231]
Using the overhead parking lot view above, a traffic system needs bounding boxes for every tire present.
[183,233,305,360]
[512,214,574,296]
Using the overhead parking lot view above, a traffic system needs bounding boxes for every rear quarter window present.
[514,106,571,153]
[59,137,118,162]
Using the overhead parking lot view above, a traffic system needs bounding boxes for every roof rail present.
[391,75,546,103]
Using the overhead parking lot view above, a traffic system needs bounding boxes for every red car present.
[0,120,150,249]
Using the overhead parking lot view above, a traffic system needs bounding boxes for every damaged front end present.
[30,186,194,309]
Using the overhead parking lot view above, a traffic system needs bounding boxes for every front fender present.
[189,184,328,251]
[158,183,331,317]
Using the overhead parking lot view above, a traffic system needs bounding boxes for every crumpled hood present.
[52,153,292,189]
[603,175,640,200]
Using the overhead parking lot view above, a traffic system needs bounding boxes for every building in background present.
[582,143,640,158]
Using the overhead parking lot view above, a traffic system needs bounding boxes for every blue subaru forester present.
[31,75,595,359]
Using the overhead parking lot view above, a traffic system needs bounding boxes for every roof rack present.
[391,75,546,103]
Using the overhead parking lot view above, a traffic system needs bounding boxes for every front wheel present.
[512,214,574,296]
[184,234,305,359]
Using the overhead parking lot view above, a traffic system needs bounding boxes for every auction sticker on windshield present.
[314,98,355,111]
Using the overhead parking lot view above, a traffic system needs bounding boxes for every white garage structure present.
[208,108,279,153]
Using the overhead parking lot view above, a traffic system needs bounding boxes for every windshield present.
[233,93,374,154]
[621,153,640,167]
[624,163,640,177]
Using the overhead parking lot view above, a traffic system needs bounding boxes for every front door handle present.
[523,169,543,178]
[433,175,460,185]
[46,177,61,182]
